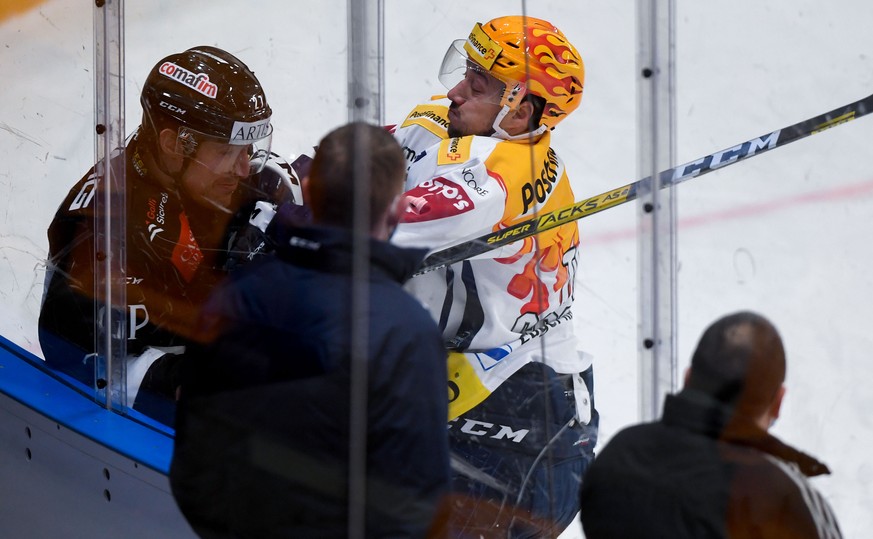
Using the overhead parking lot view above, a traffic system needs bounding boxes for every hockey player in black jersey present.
[38,46,298,425]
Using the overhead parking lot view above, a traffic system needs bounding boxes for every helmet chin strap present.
[136,125,195,189]
[490,105,548,141]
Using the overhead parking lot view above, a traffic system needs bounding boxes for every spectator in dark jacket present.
[579,311,842,539]
[170,122,450,538]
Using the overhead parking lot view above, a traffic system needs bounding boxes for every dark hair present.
[525,94,547,130]
[686,311,786,417]
[307,122,406,230]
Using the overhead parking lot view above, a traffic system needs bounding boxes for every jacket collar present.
[662,389,831,477]
[274,225,426,284]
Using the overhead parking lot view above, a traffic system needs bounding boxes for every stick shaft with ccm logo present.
[416,92,873,275]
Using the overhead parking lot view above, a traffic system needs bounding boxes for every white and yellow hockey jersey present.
[391,98,592,420]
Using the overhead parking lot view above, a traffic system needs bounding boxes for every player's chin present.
[210,182,238,206]
[447,109,462,137]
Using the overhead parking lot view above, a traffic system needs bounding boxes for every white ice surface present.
[1,1,871,537]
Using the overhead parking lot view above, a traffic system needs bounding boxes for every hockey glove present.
[248,151,311,206]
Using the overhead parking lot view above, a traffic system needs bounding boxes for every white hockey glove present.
[223,152,314,272]
[249,151,311,206]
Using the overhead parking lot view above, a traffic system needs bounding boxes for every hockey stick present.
[416,92,873,274]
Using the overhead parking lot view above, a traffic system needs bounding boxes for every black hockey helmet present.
[140,45,273,171]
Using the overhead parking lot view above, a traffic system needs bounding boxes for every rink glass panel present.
[673,1,873,536]
[0,0,349,413]
[2,0,871,536]
[0,1,635,535]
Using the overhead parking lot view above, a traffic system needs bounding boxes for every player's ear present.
[158,128,178,156]
[501,100,536,135]
[518,99,535,120]
[156,128,185,175]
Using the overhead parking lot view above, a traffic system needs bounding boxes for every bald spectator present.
[579,311,842,538]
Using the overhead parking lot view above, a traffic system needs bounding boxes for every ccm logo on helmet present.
[159,61,218,98]
[159,101,186,115]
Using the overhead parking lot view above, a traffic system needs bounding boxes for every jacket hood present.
[664,389,831,477]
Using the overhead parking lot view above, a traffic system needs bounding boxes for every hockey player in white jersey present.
[390,16,598,538]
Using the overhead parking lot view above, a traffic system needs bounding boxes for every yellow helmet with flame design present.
[440,16,584,131]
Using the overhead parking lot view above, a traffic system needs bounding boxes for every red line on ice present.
[583,177,873,246]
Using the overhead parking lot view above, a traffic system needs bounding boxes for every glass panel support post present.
[346,1,385,537]
[93,0,127,412]
[635,0,678,421]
